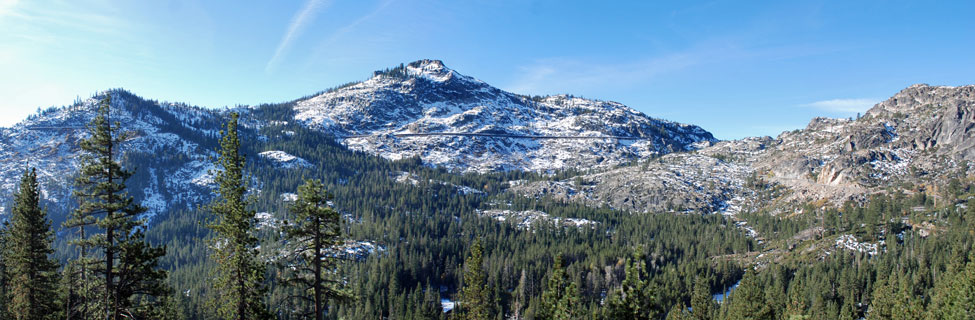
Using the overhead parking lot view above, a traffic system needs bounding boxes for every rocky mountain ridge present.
[514,84,975,216]
[295,59,716,172]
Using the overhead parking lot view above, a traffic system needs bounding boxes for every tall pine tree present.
[207,112,271,320]
[537,254,580,320]
[283,178,351,320]
[4,168,60,320]
[690,277,717,320]
[65,94,169,319]
[459,240,489,320]
[0,221,9,320]
[724,270,774,320]
[604,256,658,319]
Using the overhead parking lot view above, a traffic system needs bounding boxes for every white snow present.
[441,299,455,313]
[478,209,597,230]
[834,234,882,256]
[713,280,741,303]
[259,151,312,168]
[255,212,279,230]
[293,61,713,173]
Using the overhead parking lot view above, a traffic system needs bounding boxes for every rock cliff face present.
[294,59,716,172]
[747,85,975,203]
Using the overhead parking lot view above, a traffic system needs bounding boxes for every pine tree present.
[725,270,773,320]
[0,223,9,320]
[784,278,807,320]
[603,257,658,320]
[282,178,351,320]
[867,271,924,320]
[207,112,271,320]
[3,168,60,320]
[459,240,489,320]
[65,94,169,319]
[59,262,93,320]
[665,303,690,320]
[689,277,716,320]
[538,254,580,320]
[421,283,442,319]
[926,256,975,319]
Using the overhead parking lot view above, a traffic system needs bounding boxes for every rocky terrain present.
[509,152,755,214]
[744,84,975,205]
[512,84,975,216]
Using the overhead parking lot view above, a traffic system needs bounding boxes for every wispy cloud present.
[503,39,831,96]
[504,53,701,95]
[266,0,330,73]
[323,0,393,45]
[304,0,395,67]
[0,0,18,18]
[802,98,878,113]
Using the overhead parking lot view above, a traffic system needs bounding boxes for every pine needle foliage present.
[537,254,580,320]
[206,112,271,320]
[3,168,60,320]
[282,178,352,320]
[64,94,169,319]
[459,240,489,320]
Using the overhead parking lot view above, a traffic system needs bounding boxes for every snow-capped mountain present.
[294,59,716,172]
[0,90,226,224]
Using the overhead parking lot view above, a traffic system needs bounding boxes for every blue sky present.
[1,0,973,139]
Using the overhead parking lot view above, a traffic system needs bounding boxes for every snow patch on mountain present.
[255,212,279,230]
[0,90,227,223]
[478,209,598,230]
[833,234,883,256]
[392,171,485,195]
[259,150,312,168]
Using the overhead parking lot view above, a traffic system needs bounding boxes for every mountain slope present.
[518,84,975,215]
[747,84,975,203]
[294,59,716,172]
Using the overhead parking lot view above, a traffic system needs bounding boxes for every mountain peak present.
[404,59,456,82]
[408,59,446,69]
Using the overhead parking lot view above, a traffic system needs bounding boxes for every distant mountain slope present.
[520,84,975,214]
[746,84,975,203]
[294,59,716,172]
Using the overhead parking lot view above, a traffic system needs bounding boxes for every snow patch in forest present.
[259,151,312,168]
[478,209,597,230]
[713,280,741,303]
[441,299,455,313]
[333,240,386,261]
[255,212,279,230]
[834,234,882,256]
